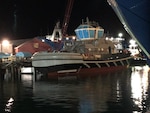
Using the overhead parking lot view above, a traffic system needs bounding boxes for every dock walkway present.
[0,56,32,69]
[0,56,32,80]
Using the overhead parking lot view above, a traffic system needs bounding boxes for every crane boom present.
[62,0,74,37]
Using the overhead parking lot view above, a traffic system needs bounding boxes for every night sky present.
[0,0,129,40]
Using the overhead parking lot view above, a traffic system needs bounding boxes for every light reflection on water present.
[131,66,150,113]
[0,66,150,113]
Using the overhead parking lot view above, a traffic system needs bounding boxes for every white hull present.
[32,52,83,67]
[32,52,132,76]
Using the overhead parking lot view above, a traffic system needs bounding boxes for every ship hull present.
[107,0,150,65]
[32,52,132,79]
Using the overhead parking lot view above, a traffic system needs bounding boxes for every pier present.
[0,56,32,81]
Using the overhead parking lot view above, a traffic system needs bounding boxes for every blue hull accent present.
[108,0,150,65]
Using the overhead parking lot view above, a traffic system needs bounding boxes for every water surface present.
[0,66,150,113]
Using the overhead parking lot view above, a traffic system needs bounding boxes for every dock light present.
[105,37,109,40]
[118,33,123,38]
[2,40,9,46]
[72,36,76,40]
[0,39,13,53]
[66,37,69,40]
[42,39,45,42]
[110,37,114,41]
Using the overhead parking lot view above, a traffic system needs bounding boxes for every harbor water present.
[0,66,150,113]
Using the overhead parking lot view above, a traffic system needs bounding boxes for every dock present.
[0,56,33,81]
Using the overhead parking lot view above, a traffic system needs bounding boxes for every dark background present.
[0,0,129,40]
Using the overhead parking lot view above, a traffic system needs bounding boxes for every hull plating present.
[34,57,131,79]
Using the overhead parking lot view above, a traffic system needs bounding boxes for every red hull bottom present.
[47,65,128,79]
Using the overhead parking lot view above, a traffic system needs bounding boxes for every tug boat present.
[32,18,133,78]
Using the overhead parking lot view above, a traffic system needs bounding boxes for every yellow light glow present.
[72,36,76,40]
[2,40,9,46]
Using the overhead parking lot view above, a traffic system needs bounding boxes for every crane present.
[62,0,74,37]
